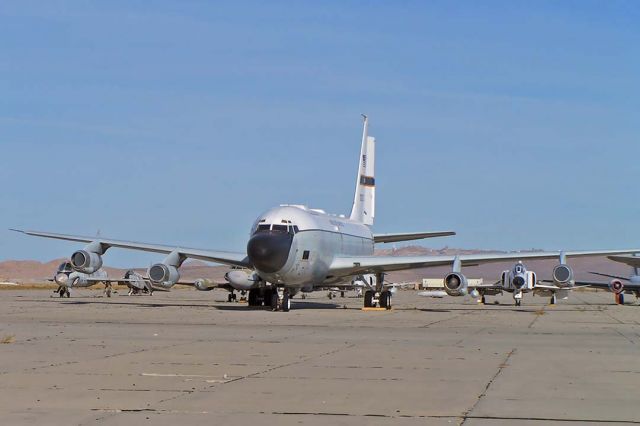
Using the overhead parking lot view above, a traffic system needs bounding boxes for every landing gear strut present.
[227,292,238,302]
[271,288,291,312]
[514,291,523,307]
[550,293,557,305]
[57,286,70,298]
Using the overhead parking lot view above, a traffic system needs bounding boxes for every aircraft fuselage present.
[246,205,373,288]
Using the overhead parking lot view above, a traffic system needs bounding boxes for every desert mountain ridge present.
[0,246,631,283]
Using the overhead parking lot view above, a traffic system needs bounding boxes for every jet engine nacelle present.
[552,264,574,287]
[70,250,103,274]
[608,279,624,294]
[194,278,215,291]
[148,263,180,288]
[443,272,468,296]
[225,270,260,290]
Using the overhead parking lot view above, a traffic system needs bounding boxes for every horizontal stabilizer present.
[373,231,456,244]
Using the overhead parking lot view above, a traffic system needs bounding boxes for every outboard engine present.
[70,250,103,274]
[443,272,468,296]
[552,264,574,288]
[225,270,260,290]
[608,279,624,294]
[148,263,180,288]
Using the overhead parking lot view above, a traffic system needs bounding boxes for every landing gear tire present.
[340,291,345,298]
[58,287,66,298]
[282,291,291,312]
[364,290,374,308]
[248,289,260,306]
[379,291,391,310]
[227,293,233,303]
[550,294,556,305]
[270,292,278,311]
[481,295,486,304]
[515,299,521,307]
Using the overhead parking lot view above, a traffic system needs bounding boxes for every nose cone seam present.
[247,232,293,274]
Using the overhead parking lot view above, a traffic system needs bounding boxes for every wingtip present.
[9,228,24,234]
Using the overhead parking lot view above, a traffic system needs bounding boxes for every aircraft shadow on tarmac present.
[46,299,343,311]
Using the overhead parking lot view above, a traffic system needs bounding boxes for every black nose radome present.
[513,276,526,288]
[247,232,293,273]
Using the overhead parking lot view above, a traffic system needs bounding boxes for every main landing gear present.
[549,293,557,305]
[363,273,392,310]
[363,290,392,309]
[227,291,238,302]
[248,288,291,312]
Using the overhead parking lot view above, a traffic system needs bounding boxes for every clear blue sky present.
[1,1,639,266]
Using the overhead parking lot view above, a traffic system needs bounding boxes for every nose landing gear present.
[271,288,291,312]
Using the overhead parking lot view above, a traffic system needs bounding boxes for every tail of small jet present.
[350,115,375,226]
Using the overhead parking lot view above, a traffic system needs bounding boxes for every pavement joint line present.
[420,311,473,328]
[459,347,517,426]
[610,327,636,345]
[153,343,357,406]
[269,411,640,423]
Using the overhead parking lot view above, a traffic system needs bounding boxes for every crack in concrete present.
[459,347,516,426]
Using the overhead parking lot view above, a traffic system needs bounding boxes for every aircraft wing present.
[588,271,630,281]
[607,255,640,268]
[11,229,251,268]
[373,231,456,244]
[328,249,640,277]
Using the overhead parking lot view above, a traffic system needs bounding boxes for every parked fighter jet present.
[424,254,579,306]
[12,116,640,311]
[573,254,640,305]
[50,261,153,297]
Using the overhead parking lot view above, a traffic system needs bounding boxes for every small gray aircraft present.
[51,261,154,297]
[574,254,640,305]
[12,117,640,311]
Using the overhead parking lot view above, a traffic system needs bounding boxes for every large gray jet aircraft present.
[12,117,640,311]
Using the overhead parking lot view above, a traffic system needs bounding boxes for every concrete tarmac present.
[0,289,639,425]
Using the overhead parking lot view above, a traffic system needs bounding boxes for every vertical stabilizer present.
[350,115,375,225]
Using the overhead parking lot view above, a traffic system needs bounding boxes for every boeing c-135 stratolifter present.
[12,116,640,311]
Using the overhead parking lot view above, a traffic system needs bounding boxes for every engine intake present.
[443,272,468,296]
[148,263,180,288]
[552,264,574,287]
[70,250,103,274]
[608,279,624,294]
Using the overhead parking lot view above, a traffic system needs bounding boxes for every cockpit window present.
[58,262,73,273]
[256,224,271,232]
[272,224,288,232]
